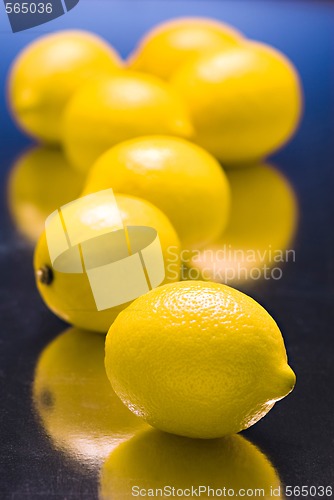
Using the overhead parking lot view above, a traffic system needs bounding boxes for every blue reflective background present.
[1,2,334,498]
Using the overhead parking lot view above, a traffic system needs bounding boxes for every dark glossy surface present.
[1,1,334,499]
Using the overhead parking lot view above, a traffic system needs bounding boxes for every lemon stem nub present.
[37,266,53,285]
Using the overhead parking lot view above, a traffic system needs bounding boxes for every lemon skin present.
[34,194,181,332]
[105,280,296,438]
[128,17,243,80]
[171,41,302,164]
[83,136,230,249]
[62,72,193,172]
[8,30,122,143]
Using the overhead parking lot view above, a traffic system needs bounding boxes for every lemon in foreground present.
[128,17,243,80]
[34,194,181,332]
[33,328,146,466]
[83,136,230,249]
[105,281,295,438]
[171,41,302,163]
[186,163,298,284]
[8,30,121,143]
[100,429,281,499]
[7,146,85,243]
[62,72,193,172]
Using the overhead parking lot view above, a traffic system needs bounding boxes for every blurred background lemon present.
[171,41,302,164]
[186,163,298,285]
[8,30,122,143]
[83,136,230,249]
[100,428,282,499]
[34,193,181,332]
[33,328,147,467]
[128,17,243,80]
[62,72,193,172]
[7,146,85,243]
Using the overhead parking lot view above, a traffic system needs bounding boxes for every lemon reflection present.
[100,428,282,499]
[33,328,147,467]
[7,146,85,243]
[186,163,298,285]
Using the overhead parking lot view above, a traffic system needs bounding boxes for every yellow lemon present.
[100,429,282,499]
[128,17,243,80]
[171,41,302,164]
[34,194,181,332]
[62,72,193,172]
[105,280,295,438]
[7,146,85,243]
[185,163,298,284]
[8,30,122,143]
[83,136,230,249]
[33,328,147,466]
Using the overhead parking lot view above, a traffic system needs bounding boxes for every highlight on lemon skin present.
[100,428,282,500]
[185,162,298,285]
[34,194,181,333]
[33,328,147,467]
[83,135,231,250]
[62,72,193,172]
[128,17,243,80]
[171,40,303,164]
[105,280,296,439]
[7,146,85,243]
[7,30,122,143]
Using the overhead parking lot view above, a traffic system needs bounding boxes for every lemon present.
[128,17,243,80]
[100,429,281,499]
[7,146,85,243]
[34,194,181,332]
[62,72,193,172]
[185,163,298,284]
[83,136,230,249]
[105,280,296,438]
[33,328,146,466]
[171,41,302,164]
[8,30,121,143]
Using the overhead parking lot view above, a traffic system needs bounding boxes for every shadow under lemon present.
[100,428,282,499]
[7,146,85,243]
[32,328,147,468]
[184,162,298,287]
